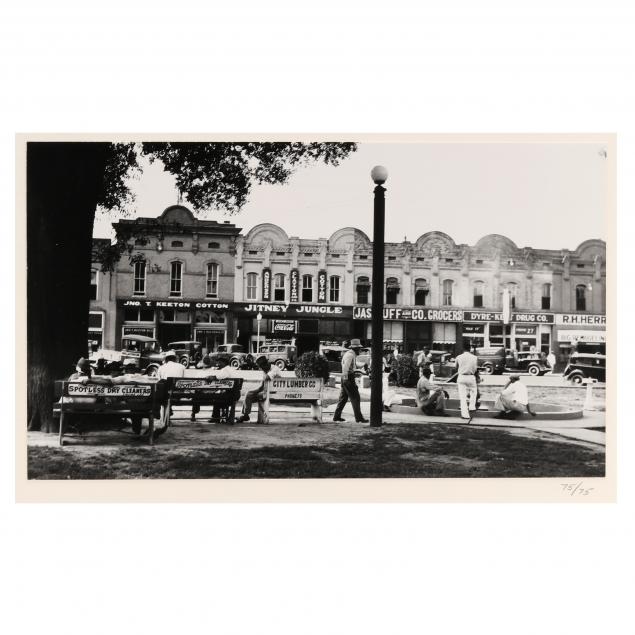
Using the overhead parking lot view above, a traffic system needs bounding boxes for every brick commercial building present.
[90,209,606,364]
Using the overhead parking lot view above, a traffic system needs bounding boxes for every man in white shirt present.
[494,375,536,419]
[157,353,186,380]
[547,350,557,372]
[454,347,478,420]
[236,355,281,423]
[416,368,447,416]
[333,339,368,423]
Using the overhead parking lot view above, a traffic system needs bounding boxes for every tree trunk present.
[27,143,110,431]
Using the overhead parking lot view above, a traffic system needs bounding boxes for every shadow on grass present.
[28,423,605,480]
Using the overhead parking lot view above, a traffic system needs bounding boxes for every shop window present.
[195,310,225,324]
[414,278,429,306]
[302,274,313,302]
[133,260,146,296]
[542,283,551,310]
[442,279,453,306]
[386,277,400,305]
[160,308,190,322]
[473,281,484,308]
[382,321,404,342]
[246,272,258,300]
[170,261,182,296]
[206,263,219,298]
[576,284,587,311]
[171,240,184,248]
[208,241,220,249]
[329,276,340,302]
[505,282,518,309]
[433,322,457,350]
[88,312,103,329]
[274,273,285,301]
[124,307,154,322]
[356,276,370,304]
[90,269,98,301]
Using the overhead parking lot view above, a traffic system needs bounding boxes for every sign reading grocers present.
[66,383,152,397]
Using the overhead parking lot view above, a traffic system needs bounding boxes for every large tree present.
[27,141,357,431]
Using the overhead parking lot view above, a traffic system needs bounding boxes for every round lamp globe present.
[371,165,388,185]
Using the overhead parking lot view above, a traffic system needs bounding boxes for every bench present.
[264,377,324,424]
[166,377,243,424]
[53,380,165,446]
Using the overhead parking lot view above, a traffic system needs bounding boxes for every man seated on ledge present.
[494,375,537,419]
[416,367,448,416]
[236,355,281,424]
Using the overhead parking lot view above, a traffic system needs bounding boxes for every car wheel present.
[180,356,189,367]
[146,365,158,377]
[481,363,494,375]
[527,363,540,376]
[570,374,583,384]
[230,358,240,369]
[275,359,286,370]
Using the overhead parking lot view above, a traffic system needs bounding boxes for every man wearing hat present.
[333,339,368,423]
[494,375,537,419]
[236,354,281,423]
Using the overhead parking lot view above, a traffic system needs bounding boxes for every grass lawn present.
[28,422,604,479]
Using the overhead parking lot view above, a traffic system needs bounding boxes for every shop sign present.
[353,306,463,322]
[232,302,353,318]
[558,329,606,343]
[463,311,554,324]
[272,319,296,335]
[317,270,327,303]
[462,323,485,335]
[289,268,299,304]
[555,313,606,326]
[120,299,229,310]
[122,326,155,337]
[515,325,537,336]
[262,268,272,302]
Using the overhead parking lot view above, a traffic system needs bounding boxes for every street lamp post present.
[256,312,262,354]
[370,166,388,427]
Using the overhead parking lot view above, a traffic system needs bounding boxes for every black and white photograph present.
[19,135,612,493]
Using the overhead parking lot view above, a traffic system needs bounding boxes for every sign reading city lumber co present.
[262,268,272,302]
[353,306,463,321]
[233,303,353,318]
[463,311,554,323]
[289,268,299,303]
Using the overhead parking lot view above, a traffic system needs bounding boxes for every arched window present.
[274,273,286,301]
[473,281,484,308]
[442,279,453,306]
[414,278,429,306]
[356,276,370,304]
[329,276,341,302]
[246,272,258,300]
[133,260,146,296]
[171,240,184,248]
[507,282,518,309]
[208,241,220,249]
[302,274,313,302]
[386,277,400,305]
[576,284,587,311]
[206,263,219,298]
[541,283,551,310]
[170,261,183,296]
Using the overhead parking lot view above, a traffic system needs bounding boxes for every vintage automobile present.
[563,352,606,384]
[412,349,457,378]
[255,343,297,370]
[91,335,169,376]
[207,343,253,369]
[167,341,204,368]
[504,350,551,376]
[474,347,507,375]
[319,344,348,374]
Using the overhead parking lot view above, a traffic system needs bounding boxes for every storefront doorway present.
[159,323,192,349]
[195,329,225,354]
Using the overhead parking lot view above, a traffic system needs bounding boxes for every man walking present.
[333,339,368,423]
[454,346,478,420]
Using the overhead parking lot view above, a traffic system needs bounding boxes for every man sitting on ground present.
[236,355,281,423]
[494,375,537,419]
[416,367,448,416]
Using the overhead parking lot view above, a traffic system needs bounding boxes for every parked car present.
[429,351,457,378]
[208,343,253,369]
[319,345,348,374]
[256,344,297,370]
[563,352,606,384]
[474,347,506,375]
[90,335,169,376]
[504,350,551,376]
[167,340,203,368]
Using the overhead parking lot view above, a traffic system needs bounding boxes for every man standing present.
[236,355,281,423]
[454,346,478,420]
[333,339,368,423]
[157,352,186,380]
[547,349,557,373]
[494,375,537,419]
[417,347,432,377]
